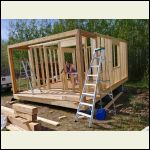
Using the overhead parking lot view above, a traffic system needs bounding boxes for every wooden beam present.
[80,29,97,38]
[76,30,85,94]
[105,92,123,110]
[57,43,62,80]
[83,37,88,74]
[39,47,45,86]
[28,48,36,88]
[1,106,59,127]
[8,116,41,131]
[12,103,38,115]
[14,111,37,121]
[37,116,59,126]
[48,48,54,83]
[7,48,17,94]
[33,47,41,88]
[43,46,50,89]
[8,29,78,49]
[53,48,58,82]
[6,124,25,131]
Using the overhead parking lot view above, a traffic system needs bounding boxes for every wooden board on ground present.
[1,106,59,127]
[8,116,41,131]
[6,124,25,131]
[58,116,67,120]
[37,116,59,126]
[14,111,37,121]
[12,103,38,115]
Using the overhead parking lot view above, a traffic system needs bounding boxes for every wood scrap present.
[8,116,41,131]
[1,106,59,128]
[14,111,37,122]
[12,103,38,115]
[115,104,123,108]
[6,124,25,131]
[58,116,67,120]
[37,116,60,126]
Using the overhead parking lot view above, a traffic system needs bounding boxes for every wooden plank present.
[48,48,54,83]
[58,116,67,120]
[80,29,97,38]
[39,47,45,86]
[37,116,59,126]
[7,48,17,94]
[57,43,61,80]
[100,37,107,89]
[8,29,78,49]
[61,48,68,90]
[83,37,88,74]
[12,103,38,115]
[1,106,59,127]
[14,111,37,121]
[90,38,97,80]
[126,42,128,78]
[8,116,41,131]
[95,32,127,43]
[6,124,25,131]
[53,48,58,81]
[76,30,85,94]
[105,92,123,110]
[28,48,36,88]
[43,46,50,89]
[33,47,41,88]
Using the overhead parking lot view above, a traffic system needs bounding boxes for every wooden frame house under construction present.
[7,29,128,109]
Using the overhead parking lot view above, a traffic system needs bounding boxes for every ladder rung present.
[82,93,94,97]
[88,74,98,77]
[80,102,93,107]
[90,65,99,68]
[77,112,91,118]
[85,83,96,86]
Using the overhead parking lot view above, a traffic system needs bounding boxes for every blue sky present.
[1,19,10,41]
[1,19,57,41]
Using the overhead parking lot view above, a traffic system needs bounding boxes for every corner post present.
[76,29,85,94]
[7,47,17,94]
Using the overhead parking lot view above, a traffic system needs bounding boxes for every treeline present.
[1,19,149,84]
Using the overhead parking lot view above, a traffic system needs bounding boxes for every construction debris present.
[58,116,67,120]
[1,105,59,130]
[37,116,59,126]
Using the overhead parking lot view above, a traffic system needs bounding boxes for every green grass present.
[125,80,149,89]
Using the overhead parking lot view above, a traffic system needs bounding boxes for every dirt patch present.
[1,87,149,131]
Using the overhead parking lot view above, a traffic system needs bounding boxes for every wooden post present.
[57,43,62,81]
[76,30,85,94]
[39,47,45,86]
[48,48,54,83]
[90,38,97,80]
[28,48,36,88]
[7,48,17,94]
[83,37,88,74]
[43,46,50,89]
[34,47,41,88]
[53,48,58,82]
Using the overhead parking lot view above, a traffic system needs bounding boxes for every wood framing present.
[7,29,128,109]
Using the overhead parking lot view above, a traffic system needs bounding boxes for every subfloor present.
[1,86,149,131]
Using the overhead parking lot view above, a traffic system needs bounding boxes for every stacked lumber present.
[1,105,60,131]
[6,104,41,131]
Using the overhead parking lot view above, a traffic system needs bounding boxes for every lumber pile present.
[1,105,60,131]
[5,104,41,131]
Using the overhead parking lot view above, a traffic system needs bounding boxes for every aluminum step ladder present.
[19,59,42,94]
[75,47,115,127]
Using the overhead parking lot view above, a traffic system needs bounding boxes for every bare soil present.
[1,86,149,131]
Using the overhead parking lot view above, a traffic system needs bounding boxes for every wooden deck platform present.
[14,89,81,109]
